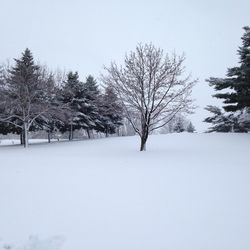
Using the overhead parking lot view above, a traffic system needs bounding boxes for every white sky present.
[1,0,250,131]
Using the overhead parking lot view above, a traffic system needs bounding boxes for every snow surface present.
[0,139,62,146]
[0,133,250,250]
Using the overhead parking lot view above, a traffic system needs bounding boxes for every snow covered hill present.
[0,133,249,250]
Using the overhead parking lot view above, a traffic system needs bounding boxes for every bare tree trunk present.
[48,131,51,143]
[23,122,29,148]
[86,128,90,139]
[140,136,147,151]
[20,129,26,145]
[231,124,235,133]
[140,128,149,151]
[69,124,73,141]
[23,130,26,145]
[20,132,23,145]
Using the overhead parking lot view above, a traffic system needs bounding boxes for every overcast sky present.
[1,0,250,131]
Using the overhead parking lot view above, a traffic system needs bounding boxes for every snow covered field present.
[0,139,60,146]
[0,133,249,250]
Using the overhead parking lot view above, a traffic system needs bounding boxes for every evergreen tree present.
[0,49,53,147]
[204,105,247,132]
[83,75,102,137]
[34,72,66,142]
[173,117,185,133]
[206,27,250,131]
[0,70,12,135]
[238,107,250,130]
[187,122,195,133]
[60,71,83,140]
[100,86,123,136]
[208,27,250,111]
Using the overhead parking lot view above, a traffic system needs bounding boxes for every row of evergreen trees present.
[0,49,123,147]
[205,26,250,132]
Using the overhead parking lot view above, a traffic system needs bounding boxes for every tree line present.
[1,43,196,151]
[0,49,123,147]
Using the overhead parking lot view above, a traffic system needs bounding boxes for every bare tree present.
[102,43,196,151]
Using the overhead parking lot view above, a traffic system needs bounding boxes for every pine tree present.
[238,108,250,130]
[204,105,247,132]
[83,75,102,137]
[0,49,53,147]
[100,86,123,136]
[208,27,250,111]
[60,71,84,140]
[187,122,195,133]
[173,117,185,133]
[206,27,250,131]
[0,70,13,135]
[34,72,66,142]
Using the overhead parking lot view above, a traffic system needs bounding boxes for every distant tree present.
[159,116,177,134]
[173,117,185,133]
[103,43,196,151]
[119,118,137,136]
[186,121,195,133]
[205,27,250,131]
[159,115,194,134]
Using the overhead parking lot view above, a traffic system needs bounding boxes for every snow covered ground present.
[0,133,249,250]
[0,139,63,146]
